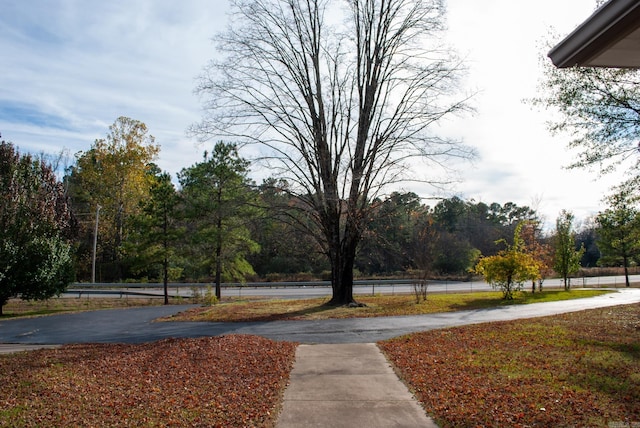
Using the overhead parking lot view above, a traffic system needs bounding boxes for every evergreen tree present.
[596,190,640,288]
[127,166,182,303]
[179,142,259,299]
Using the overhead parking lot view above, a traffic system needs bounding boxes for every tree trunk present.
[163,213,169,305]
[328,254,355,306]
[327,261,355,306]
[163,254,169,305]
[504,276,514,300]
[214,216,223,300]
[623,255,630,287]
[624,266,630,287]
[214,188,223,300]
[214,243,222,300]
[326,232,359,306]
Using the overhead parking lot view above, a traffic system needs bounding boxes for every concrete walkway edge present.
[276,343,439,428]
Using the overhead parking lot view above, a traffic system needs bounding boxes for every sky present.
[0,0,622,229]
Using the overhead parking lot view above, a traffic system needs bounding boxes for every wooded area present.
[5,0,640,308]
[5,117,623,283]
[2,113,638,314]
[60,119,542,285]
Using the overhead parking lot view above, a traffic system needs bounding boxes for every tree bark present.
[624,256,630,287]
[215,217,223,300]
[163,210,169,305]
[214,186,223,300]
[327,238,358,306]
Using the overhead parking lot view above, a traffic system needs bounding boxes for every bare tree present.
[192,0,474,305]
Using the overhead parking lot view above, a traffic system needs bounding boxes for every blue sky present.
[0,0,623,229]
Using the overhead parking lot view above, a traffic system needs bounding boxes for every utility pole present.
[92,204,101,283]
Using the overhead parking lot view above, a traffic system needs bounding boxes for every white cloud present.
[0,0,622,228]
[1,0,227,174]
[441,0,619,227]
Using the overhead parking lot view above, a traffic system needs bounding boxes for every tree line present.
[3,115,638,312]
[63,117,539,287]
[4,0,640,311]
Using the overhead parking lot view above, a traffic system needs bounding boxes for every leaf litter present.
[380,303,640,428]
[0,335,297,427]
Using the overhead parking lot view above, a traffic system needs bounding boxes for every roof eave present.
[548,0,640,68]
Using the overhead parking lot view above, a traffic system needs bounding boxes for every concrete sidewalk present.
[276,343,438,428]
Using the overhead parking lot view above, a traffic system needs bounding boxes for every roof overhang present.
[548,0,640,68]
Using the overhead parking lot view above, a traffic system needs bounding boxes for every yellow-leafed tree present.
[474,222,541,300]
[66,117,160,281]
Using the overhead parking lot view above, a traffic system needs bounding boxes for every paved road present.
[66,281,496,300]
[1,289,639,345]
[65,275,640,300]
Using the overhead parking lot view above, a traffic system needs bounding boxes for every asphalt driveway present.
[1,289,639,345]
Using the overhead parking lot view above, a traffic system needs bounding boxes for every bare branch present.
[191,0,474,303]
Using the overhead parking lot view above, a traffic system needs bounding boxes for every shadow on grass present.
[447,296,521,312]
[266,304,335,321]
[567,340,640,405]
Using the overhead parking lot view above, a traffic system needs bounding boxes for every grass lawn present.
[166,289,612,322]
[2,289,611,321]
